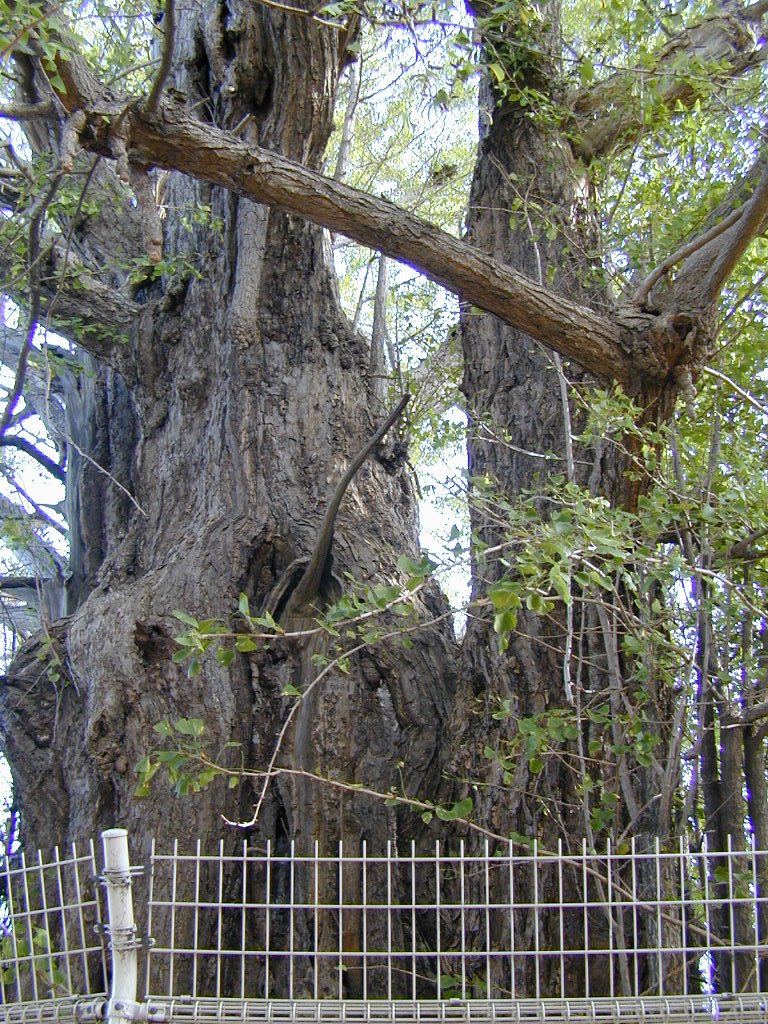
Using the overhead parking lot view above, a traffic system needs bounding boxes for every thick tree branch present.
[568,4,767,161]
[0,242,139,364]
[113,102,635,383]
[0,100,56,121]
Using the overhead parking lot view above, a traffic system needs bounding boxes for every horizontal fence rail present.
[1,831,768,1024]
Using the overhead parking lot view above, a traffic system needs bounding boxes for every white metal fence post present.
[102,828,139,1024]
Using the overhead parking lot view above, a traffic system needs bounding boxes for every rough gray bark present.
[0,0,457,891]
[0,0,765,1002]
[440,2,683,995]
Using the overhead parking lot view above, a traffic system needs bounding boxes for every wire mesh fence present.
[1,832,768,1024]
[0,840,107,1006]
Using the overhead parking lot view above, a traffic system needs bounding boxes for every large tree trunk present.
[0,0,456,886]
[444,5,681,996]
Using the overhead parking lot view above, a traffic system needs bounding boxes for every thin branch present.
[633,205,743,307]
[702,365,768,418]
[145,0,176,114]
[0,101,55,121]
[0,436,66,483]
[0,173,62,438]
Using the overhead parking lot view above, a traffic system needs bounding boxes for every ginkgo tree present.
[0,0,766,998]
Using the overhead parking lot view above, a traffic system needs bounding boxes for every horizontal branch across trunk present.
[116,103,634,383]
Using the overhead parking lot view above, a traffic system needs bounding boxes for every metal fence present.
[1,830,767,1024]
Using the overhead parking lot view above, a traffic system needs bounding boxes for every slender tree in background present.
[0,0,766,997]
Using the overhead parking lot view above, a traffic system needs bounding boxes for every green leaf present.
[488,61,506,83]
[174,717,205,736]
[282,682,301,697]
[172,609,199,627]
[493,609,518,636]
[579,57,594,84]
[548,565,572,605]
[235,635,258,652]
[435,796,473,821]
[215,647,235,666]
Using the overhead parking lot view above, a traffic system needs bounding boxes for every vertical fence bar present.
[581,840,589,998]
[459,840,466,999]
[362,840,368,1001]
[610,835,618,995]
[290,839,297,1000]
[751,835,759,990]
[557,839,564,999]
[239,840,247,1000]
[726,834,736,993]
[192,839,201,997]
[679,837,688,998]
[264,840,272,1001]
[386,840,393,1002]
[484,839,491,998]
[533,841,540,1001]
[410,841,418,1001]
[435,841,442,1000]
[313,840,320,1001]
[20,849,39,1002]
[508,842,515,1001]
[102,829,138,1024]
[215,839,224,999]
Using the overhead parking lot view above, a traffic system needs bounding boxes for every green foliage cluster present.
[0,924,66,994]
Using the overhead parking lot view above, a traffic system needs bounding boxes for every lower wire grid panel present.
[2,832,768,1024]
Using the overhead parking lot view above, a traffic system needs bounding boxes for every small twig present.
[145,0,176,113]
[702,365,768,418]
[251,0,347,30]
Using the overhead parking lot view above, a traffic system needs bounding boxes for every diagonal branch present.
[672,153,768,309]
[117,101,634,382]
